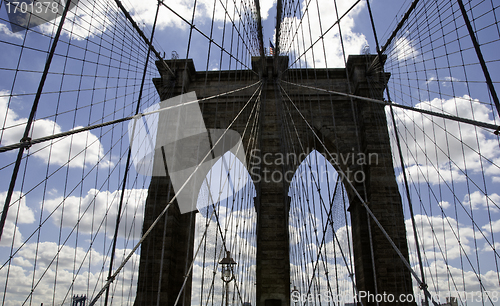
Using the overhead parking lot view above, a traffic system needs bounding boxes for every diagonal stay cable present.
[279,82,440,306]
[286,72,496,304]
[379,0,421,55]
[284,0,361,70]
[172,86,263,306]
[113,0,175,76]
[88,82,262,306]
[215,0,254,58]
[11,135,155,305]
[390,109,500,260]
[279,85,363,306]
[0,0,75,243]
[4,82,260,304]
[160,1,257,74]
[105,0,164,305]
[281,80,500,132]
[0,81,261,153]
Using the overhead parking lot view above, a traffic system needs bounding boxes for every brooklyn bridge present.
[0,0,499,306]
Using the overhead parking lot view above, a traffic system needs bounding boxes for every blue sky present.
[0,0,499,305]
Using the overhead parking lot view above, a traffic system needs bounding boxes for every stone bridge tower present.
[133,55,414,306]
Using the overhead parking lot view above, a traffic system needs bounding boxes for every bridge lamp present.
[219,251,237,282]
[220,251,237,306]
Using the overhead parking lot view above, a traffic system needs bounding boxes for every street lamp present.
[219,251,237,306]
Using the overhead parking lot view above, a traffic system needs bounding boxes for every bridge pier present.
[134,55,414,306]
[254,64,291,306]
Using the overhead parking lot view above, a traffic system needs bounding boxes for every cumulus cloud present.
[425,75,461,87]
[406,214,475,260]
[281,0,367,68]
[393,35,418,62]
[390,94,500,184]
[0,243,139,306]
[442,76,460,87]
[33,0,272,41]
[0,91,111,168]
[438,200,451,209]
[397,164,466,185]
[413,260,500,299]
[0,189,143,305]
[44,188,148,238]
[192,202,257,306]
[0,191,35,247]
[463,191,500,211]
[482,218,500,233]
[259,0,276,20]
[0,23,24,39]
[405,215,499,302]
[289,260,355,303]
[191,262,226,306]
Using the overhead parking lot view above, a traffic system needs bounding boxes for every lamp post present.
[219,251,237,306]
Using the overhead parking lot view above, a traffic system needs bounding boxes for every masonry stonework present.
[134,55,414,306]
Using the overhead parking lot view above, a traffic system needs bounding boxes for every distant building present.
[441,297,458,306]
[423,297,457,306]
[72,295,86,306]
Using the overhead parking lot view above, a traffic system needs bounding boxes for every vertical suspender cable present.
[254,0,267,75]
[0,0,74,241]
[456,0,500,118]
[365,0,428,304]
[181,0,198,95]
[274,0,283,72]
[103,1,162,305]
[331,0,378,299]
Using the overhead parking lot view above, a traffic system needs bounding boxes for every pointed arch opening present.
[288,150,356,304]
[192,151,257,306]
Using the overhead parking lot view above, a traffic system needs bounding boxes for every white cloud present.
[483,241,500,252]
[16,241,102,271]
[0,191,35,247]
[281,0,367,68]
[0,187,144,304]
[398,164,466,185]
[442,76,460,87]
[425,75,461,87]
[390,94,500,184]
[0,243,139,306]
[423,260,499,295]
[482,218,500,233]
[259,0,276,20]
[0,91,111,169]
[36,0,270,40]
[192,203,257,306]
[191,262,225,306]
[0,23,24,39]
[289,260,355,303]
[438,200,451,209]
[393,35,418,62]
[406,214,475,260]
[463,191,500,211]
[127,0,193,30]
[44,188,148,238]
[36,0,111,40]
[408,260,500,304]
[425,76,437,85]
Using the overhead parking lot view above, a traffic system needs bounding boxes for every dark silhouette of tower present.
[134,55,414,306]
